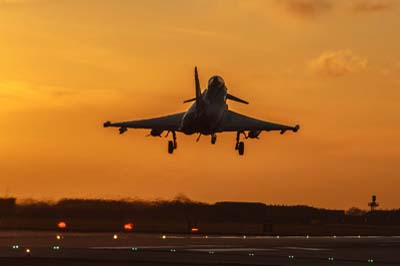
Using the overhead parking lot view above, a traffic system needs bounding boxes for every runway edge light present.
[57,221,67,230]
[124,223,134,231]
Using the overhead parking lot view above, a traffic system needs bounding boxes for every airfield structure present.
[368,195,379,212]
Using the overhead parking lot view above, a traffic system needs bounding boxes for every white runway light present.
[113,234,118,240]
[12,245,19,250]
[162,235,167,239]
[56,235,62,240]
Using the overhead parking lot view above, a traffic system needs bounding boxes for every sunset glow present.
[0,0,399,209]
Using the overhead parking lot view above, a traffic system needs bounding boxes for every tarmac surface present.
[0,231,399,265]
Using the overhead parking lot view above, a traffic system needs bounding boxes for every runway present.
[1,231,400,265]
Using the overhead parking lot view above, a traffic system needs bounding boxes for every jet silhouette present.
[104,67,300,155]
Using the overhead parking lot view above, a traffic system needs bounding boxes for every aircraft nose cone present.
[208,76,224,88]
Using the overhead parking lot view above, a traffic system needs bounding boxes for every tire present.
[168,141,174,154]
[238,141,244,156]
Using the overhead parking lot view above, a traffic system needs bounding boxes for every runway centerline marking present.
[279,246,331,251]
[90,245,233,250]
[186,248,276,252]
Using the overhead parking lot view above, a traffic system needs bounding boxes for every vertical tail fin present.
[194,66,202,114]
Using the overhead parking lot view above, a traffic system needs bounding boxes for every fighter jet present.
[104,67,300,155]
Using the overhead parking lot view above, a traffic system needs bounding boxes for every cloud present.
[277,0,332,19]
[310,50,367,77]
[0,0,45,5]
[0,80,123,111]
[0,0,30,3]
[379,60,400,86]
[350,0,395,12]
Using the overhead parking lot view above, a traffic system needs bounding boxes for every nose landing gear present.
[167,131,177,154]
[211,134,217,145]
[168,141,174,154]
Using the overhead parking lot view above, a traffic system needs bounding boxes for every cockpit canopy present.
[208,75,225,88]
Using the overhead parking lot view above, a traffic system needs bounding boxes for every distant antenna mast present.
[368,195,379,212]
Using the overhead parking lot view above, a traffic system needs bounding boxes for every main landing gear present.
[167,131,177,154]
[235,131,245,156]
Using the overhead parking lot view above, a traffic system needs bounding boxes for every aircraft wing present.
[103,112,185,132]
[218,110,299,134]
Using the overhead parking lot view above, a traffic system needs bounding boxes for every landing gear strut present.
[211,134,217,145]
[235,131,245,156]
[167,131,177,154]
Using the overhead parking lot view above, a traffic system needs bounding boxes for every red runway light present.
[191,227,199,233]
[57,221,67,229]
[124,223,134,231]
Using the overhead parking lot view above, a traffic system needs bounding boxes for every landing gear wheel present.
[211,134,217,145]
[168,141,174,154]
[238,141,244,156]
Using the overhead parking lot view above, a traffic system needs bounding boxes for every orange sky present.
[1,0,399,209]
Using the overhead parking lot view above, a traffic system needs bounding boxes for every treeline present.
[0,197,399,225]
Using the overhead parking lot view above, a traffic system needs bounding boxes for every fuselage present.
[181,76,227,135]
